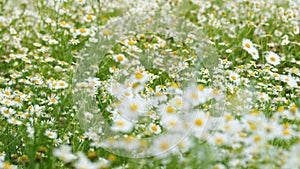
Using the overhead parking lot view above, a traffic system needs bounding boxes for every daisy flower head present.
[45,130,58,139]
[84,14,96,22]
[149,123,162,134]
[118,96,147,120]
[280,75,297,88]
[53,145,77,163]
[265,51,281,66]
[70,39,79,45]
[208,133,228,146]
[75,0,86,5]
[8,117,22,125]
[242,39,254,50]
[150,134,181,156]
[111,115,134,133]
[113,54,128,65]
[74,152,99,169]
[228,71,240,84]
[76,28,90,36]
[130,70,150,84]
[48,94,59,105]
[242,39,259,60]
[258,92,269,102]
[182,84,210,108]
[160,114,182,131]
[191,111,209,138]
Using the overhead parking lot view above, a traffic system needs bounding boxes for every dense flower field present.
[0,0,299,168]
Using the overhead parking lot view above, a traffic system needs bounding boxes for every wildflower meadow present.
[0,0,299,168]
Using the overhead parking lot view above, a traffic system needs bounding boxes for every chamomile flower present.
[113,54,128,65]
[57,80,68,89]
[191,111,208,138]
[7,118,22,125]
[280,75,297,88]
[118,96,147,120]
[149,123,162,134]
[75,0,86,5]
[228,71,240,84]
[208,133,229,146]
[182,84,210,108]
[213,164,226,169]
[53,145,77,163]
[74,152,99,169]
[111,115,134,133]
[59,21,70,28]
[70,39,79,45]
[242,39,259,60]
[49,39,58,45]
[150,134,180,156]
[242,39,254,50]
[265,51,281,66]
[45,130,58,139]
[0,107,16,118]
[47,94,59,105]
[84,14,95,22]
[130,70,150,84]
[258,92,269,102]
[161,114,182,131]
[76,28,90,36]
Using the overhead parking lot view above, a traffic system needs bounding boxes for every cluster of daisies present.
[0,0,299,169]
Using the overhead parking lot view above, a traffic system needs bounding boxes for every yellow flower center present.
[128,40,134,46]
[270,57,276,62]
[151,126,158,131]
[50,98,56,103]
[245,43,251,48]
[116,121,125,127]
[166,106,174,113]
[160,142,169,150]
[80,28,86,33]
[87,15,93,20]
[253,136,261,142]
[215,138,224,144]
[194,119,203,126]
[135,73,143,79]
[117,55,124,61]
[130,104,138,111]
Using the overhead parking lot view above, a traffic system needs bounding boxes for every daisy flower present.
[265,51,281,66]
[7,118,22,125]
[48,94,59,105]
[0,107,16,118]
[75,0,86,5]
[70,39,79,45]
[242,39,259,60]
[149,123,162,134]
[76,28,90,36]
[228,71,240,84]
[182,84,210,108]
[74,153,99,169]
[113,54,128,65]
[208,133,229,146]
[150,134,180,156]
[84,14,95,22]
[57,80,68,89]
[111,115,134,133]
[45,130,58,139]
[191,111,208,138]
[53,145,77,163]
[242,39,254,51]
[118,96,147,120]
[258,92,269,102]
[280,75,297,88]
